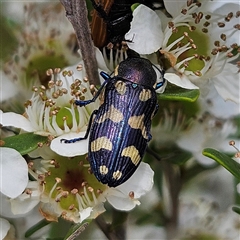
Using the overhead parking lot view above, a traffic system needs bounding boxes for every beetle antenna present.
[146,147,161,161]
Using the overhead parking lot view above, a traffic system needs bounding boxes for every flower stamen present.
[49,177,61,199]
[229,140,240,158]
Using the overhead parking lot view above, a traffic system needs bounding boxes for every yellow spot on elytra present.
[112,170,122,180]
[97,105,124,123]
[91,137,112,152]
[128,114,148,139]
[114,65,119,76]
[139,89,152,101]
[115,80,126,95]
[99,165,108,175]
[121,146,141,166]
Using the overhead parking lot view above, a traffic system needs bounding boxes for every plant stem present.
[60,0,100,86]
[161,161,181,239]
[95,211,127,240]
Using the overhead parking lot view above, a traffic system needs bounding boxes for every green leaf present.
[64,220,91,240]
[25,219,50,238]
[232,206,240,215]
[159,84,200,102]
[234,178,240,205]
[3,132,48,155]
[202,148,240,180]
[232,116,240,138]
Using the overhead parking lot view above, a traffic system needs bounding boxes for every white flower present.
[125,2,240,103]
[0,218,10,240]
[1,63,100,157]
[199,81,240,119]
[0,147,28,198]
[152,79,238,165]
[0,217,16,240]
[0,71,18,104]
[176,113,237,165]
[9,149,154,224]
[177,198,240,239]
[2,2,79,112]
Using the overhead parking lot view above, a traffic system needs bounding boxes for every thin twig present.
[95,215,126,240]
[60,0,100,85]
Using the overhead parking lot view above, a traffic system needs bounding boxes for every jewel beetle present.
[61,57,165,187]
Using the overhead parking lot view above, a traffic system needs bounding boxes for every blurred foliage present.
[0,14,18,61]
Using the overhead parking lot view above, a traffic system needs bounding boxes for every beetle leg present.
[147,104,159,141]
[90,0,109,21]
[60,110,98,143]
[147,133,152,142]
[75,71,112,107]
[153,103,159,117]
[155,77,166,90]
[153,66,165,90]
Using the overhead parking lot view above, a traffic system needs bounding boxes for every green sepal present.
[64,219,91,240]
[232,206,240,215]
[25,219,50,238]
[234,178,240,205]
[202,148,240,180]
[231,45,240,57]
[131,3,141,12]
[158,84,200,102]
[2,132,48,155]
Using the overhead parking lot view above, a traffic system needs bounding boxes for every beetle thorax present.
[116,57,157,87]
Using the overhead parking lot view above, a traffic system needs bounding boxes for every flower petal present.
[90,203,106,219]
[212,3,239,45]
[106,162,154,211]
[0,148,28,198]
[95,47,110,73]
[50,132,88,157]
[0,71,19,102]
[116,162,154,198]
[0,110,34,132]
[106,191,139,211]
[10,196,40,215]
[125,5,163,54]
[164,0,186,18]
[0,192,19,218]
[0,218,10,239]
[199,82,240,118]
[79,207,92,222]
[165,73,199,90]
[212,63,240,104]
